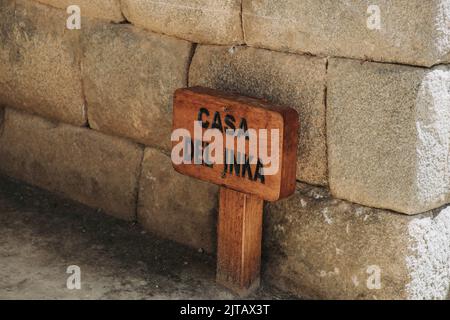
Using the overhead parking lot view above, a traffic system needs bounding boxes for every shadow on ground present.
[0,175,294,300]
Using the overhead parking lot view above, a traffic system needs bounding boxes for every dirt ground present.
[0,175,293,300]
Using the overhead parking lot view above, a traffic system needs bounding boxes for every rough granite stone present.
[264,183,450,300]
[243,0,450,67]
[0,0,16,109]
[0,108,4,135]
[12,0,86,126]
[138,148,218,253]
[81,22,192,150]
[190,45,328,186]
[327,58,450,215]
[0,109,143,220]
[121,0,243,45]
[34,0,124,22]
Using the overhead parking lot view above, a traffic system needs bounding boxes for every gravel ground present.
[0,175,293,300]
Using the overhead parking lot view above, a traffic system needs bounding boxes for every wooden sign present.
[172,87,299,295]
[172,87,298,202]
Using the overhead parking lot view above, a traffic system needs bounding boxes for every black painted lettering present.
[238,118,249,140]
[241,155,253,179]
[254,159,265,184]
[198,107,210,129]
[224,114,236,132]
[212,111,224,133]
[223,149,241,176]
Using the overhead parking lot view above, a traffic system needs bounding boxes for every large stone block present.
[34,0,124,22]
[12,0,86,126]
[327,58,450,215]
[0,107,4,134]
[265,183,450,300]
[190,45,327,186]
[121,0,243,45]
[243,0,450,67]
[0,109,143,220]
[0,0,15,108]
[81,22,192,150]
[138,148,218,253]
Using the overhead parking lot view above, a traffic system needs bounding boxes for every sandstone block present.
[0,108,4,134]
[0,0,17,108]
[327,58,450,214]
[81,22,192,150]
[0,109,143,220]
[121,0,243,45]
[13,0,85,126]
[34,0,124,22]
[265,183,450,300]
[190,45,327,186]
[138,148,218,253]
[243,0,450,67]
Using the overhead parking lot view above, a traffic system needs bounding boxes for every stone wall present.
[2,0,450,299]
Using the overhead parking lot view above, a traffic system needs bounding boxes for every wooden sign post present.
[172,87,299,295]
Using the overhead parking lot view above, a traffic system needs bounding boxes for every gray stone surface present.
[81,22,192,151]
[190,45,328,186]
[0,176,291,299]
[0,108,143,220]
[327,58,450,215]
[265,183,450,300]
[122,0,243,45]
[138,148,218,253]
[243,0,450,67]
[12,0,86,126]
[34,0,124,22]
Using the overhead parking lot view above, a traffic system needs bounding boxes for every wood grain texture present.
[172,86,299,201]
[216,187,263,295]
